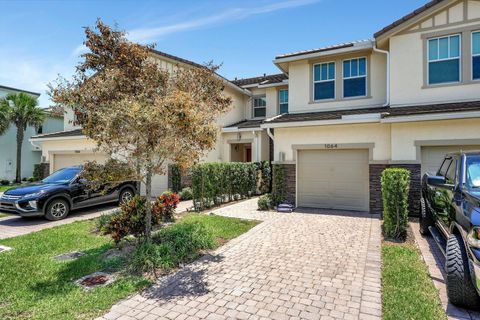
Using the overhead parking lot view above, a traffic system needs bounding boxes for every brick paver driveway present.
[100,199,382,320]
[0,200,193,240]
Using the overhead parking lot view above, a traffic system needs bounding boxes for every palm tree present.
[0,93,45,182]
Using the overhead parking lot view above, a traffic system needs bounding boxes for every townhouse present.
[32,0,480,214]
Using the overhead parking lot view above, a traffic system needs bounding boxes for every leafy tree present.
[0,93,45,182]
[49,20,232,240]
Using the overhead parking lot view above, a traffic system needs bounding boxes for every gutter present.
[372,43,390,107]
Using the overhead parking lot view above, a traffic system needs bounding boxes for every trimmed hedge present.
[381,168,410,240]
[171,164,182,193]
[191,162,270,211]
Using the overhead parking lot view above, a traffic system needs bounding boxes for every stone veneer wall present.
[273,163,296,205]
[39,162,50,179]
[369,163,421,216]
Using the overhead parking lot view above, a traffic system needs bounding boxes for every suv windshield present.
[42,167,81,184]
[466,155,480,188]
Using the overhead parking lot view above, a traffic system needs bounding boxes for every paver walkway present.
[99,199,382,320]
[411,221,480,320]
[0,200,193,240]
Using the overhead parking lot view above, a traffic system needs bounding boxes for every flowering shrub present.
[103,193,180,243]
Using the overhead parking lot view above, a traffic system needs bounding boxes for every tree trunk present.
[144,163,153,241]
[15,124,24,183]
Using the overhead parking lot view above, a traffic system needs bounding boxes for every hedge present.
[381,168,410,240]
[191,161,270,211]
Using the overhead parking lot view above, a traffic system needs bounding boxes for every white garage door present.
[140,174,169,197]
[297,149,369,211]
[53,153,107,172]
[421,145,480,175]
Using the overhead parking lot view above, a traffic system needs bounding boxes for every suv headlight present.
[23,191,45,199]
[467,227,480,248]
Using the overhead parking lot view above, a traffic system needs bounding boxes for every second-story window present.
[428,34,460,85]
[279,89,288,114]
[313,62,335,100]
[253,96,266,118]
[473,32,480,80]
[343,58,367,98]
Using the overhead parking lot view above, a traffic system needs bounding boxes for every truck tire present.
[445,234,480,309]
[419,197,433,236]
[44,198,70,221]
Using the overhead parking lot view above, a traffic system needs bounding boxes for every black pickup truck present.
[421,151,480,308]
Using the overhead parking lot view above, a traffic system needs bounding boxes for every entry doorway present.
[230,143,253,162]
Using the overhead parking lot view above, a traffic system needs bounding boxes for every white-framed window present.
[252,96,266,118]
[427,34,461,85]
[313,62,335,100]
[473,31,480,80]
[343,57,367,98]
[278,89,288,114]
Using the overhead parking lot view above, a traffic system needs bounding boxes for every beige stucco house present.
[32,0,480,214]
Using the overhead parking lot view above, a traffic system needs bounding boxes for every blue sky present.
[0,0,428,107]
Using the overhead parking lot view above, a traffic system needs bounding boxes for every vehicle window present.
[466,155,480,188]
[445,159,457,184]
[438,158,452,177]
[42,167,81,184]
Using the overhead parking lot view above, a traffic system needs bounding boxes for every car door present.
[432,157,457,230]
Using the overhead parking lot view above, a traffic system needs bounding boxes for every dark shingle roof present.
[374,0,446,38]
[275,40,373,60]
[232,74,288,87]
[265,100,480,124]
[0,85,40,97]
[225,119,264,129]
[31,129,84,139]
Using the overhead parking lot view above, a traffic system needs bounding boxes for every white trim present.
[258,80,289,88]
[381,111,480,123]
[29,135,87,142]
[261,117,380,129]
[222,127,263,133]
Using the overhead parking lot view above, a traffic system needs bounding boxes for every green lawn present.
[382,243,447,320]
[0,214,258,320]
[0,185,13,192]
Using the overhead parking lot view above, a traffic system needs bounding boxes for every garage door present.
[53,153,107,171]
[297,149,369,211]
[421,145,480,175]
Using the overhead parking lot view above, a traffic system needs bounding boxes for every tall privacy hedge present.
[381,168,410,240]
[191,161,270,211]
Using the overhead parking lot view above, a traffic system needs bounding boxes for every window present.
[473,32,480,80]
[343,58,367,98]
[428,34,461,85]
[253,96,266,118]
[313,62,335,100]
[279,89,288,114]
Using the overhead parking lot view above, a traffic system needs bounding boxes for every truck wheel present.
[419,197,433,235]
[446,234,480,309]
[45,198,70,221]
[119,187,134,204]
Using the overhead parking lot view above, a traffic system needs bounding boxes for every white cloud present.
[72,44,88,57]
[128,0,319,42]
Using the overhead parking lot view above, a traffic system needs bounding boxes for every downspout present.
[373,43,390,107]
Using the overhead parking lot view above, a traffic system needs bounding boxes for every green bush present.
[171,164,182,193]
[258,194,272,211]
[129,221,215,274]
[27,177,35,183]
[96,212,116,233]
[33,164,43,181]
[272,164,285,205]
[381,168,411,240]
[0,179,9,186]
[103,193,180,243]
[179,187,193,200]
[255,161,271,194]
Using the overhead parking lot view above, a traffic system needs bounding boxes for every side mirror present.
[427,175,447,187]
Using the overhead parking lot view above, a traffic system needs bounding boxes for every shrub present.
[272,164,285,205]
[96,212,116,233]
[381,168,411,240]
[0,180,9,186]
[179,187,193,201]
[256,161,271,194]
[103,193,180,243]
[129,221,215,275]
[27,177,35,183]
[258,194,272,211]
[33,164,43,181]
[171,164,182,193]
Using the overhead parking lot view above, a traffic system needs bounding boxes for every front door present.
[246,148,252,162]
